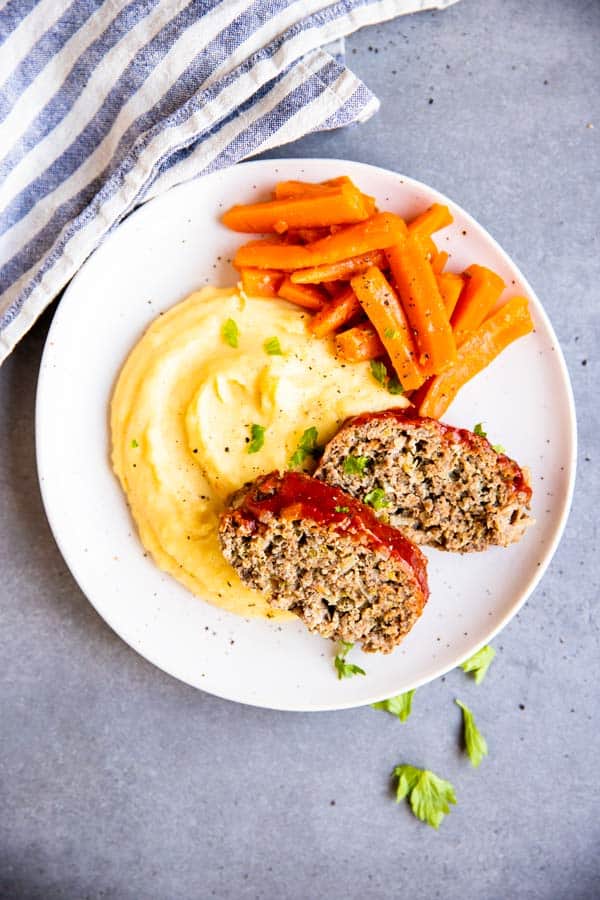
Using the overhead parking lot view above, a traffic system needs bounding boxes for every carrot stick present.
[451,264,505,345]
[240,267,283,298]
[278,276,326,311]
[335,323,385,362]
[436,271,464,318]
[322,281,347,298]
[290,249,387,284]
[285,227,330,244]
[274,177,377,215]
[350,266,425,391]
[419,235,438,262]
[274,176,354,198]
[222,184,370,233]
[234,213,407,270]
[432,250,449,274]
[386,234,456,375]
[309,287,362,338]
[408,203,453,237]
[417,296,534,419]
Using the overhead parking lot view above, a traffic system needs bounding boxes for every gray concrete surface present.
[1,1,599,897]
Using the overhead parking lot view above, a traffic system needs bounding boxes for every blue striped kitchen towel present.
[0,0,459,364]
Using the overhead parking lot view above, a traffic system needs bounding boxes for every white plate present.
[36,159,576,711]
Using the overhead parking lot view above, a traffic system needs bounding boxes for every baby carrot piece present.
[451,264,505,345]
[240,267,283,297]
[335,323,385,362]
[278,276,326,310]
[291,249,387,284]
[432,250,449,274]
[386,234,456,375]
[417,296,534,419]
[234,213,406,270]
[436,271,465,318]
[309,287,362,338]
[222,184,369,233]
[408,203,453,237]
[350,266,425,391]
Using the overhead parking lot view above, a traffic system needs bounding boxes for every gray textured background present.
[1,1,599,898]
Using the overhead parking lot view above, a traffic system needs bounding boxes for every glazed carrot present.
[451,264,505,346]
[432,250,449,274]
[309,287,362,338]
[335,323,385,362]
[350,267,425,391]
[285,227,330,244]
[436,271,464,318]
[278,276,326,310]
[386,234,456,375]
[234,213,407,270]
[274,177,377,215]
[322,281,348,298]
[274,176,354,198]
[419,235,438,262]
[240,267,283,297]
[222,184,370,233]
[408,203,453,237]
[291,249,387,284]
[417,296,534,419]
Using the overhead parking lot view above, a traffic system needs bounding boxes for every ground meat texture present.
[315,409,533,553]
[219,471,428,653]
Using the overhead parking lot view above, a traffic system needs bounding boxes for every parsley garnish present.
[364,487,389,511]
[131,438,139,448]
[387,373,404,395]
[474,423,505,453]
[372,689,415,722]
[334,641,366,680]
[460,644,495,684]
[370,359,387,385]
[456,699,488,767]
[384,327,400,340]
[264,336,283,356]
[222,318,239,348]
[288,426,320,468]
[247,423,265,454]
[334,505,350,514]
[343,455,370,476]
[393,765,457,829]
[370,358,404,395]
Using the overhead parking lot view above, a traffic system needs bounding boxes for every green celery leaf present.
[247,423,265,454]
[222,318,239,348]
[456,699,488,767]
[393,765,457,829]
[372,689,415,722]
[364,488,389,511]
[264,336,283,355]
[343,455,370,476]
[460,645,496,684]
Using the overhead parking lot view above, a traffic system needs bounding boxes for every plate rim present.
[35,157,578,711]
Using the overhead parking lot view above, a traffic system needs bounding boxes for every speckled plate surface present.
[36,159,576,711]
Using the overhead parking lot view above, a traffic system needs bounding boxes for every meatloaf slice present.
[315,409,533,553]
[219,471,428,653]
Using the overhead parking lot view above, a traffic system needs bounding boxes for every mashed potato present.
[111,286,408,618]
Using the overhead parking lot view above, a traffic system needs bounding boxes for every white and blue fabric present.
[0,0,458,364]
